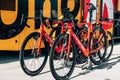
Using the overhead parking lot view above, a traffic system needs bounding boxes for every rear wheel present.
[20,32,49,76]
[89,27,107,65]
[104,31,114,61]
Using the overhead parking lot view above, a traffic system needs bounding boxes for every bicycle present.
[19,13,65,76]
[19,7,77,76]
[76,3,108,65]
[49,3,107,80]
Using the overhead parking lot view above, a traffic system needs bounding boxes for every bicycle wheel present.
[49,33,76,80]
[89,27,107,65]
[104,31,114,61]
[20,32,49,76]
[76,27,88,64]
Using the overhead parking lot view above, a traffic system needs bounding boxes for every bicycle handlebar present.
[62,8,74,20]
[87,3,96,12]
[20,14,51,28]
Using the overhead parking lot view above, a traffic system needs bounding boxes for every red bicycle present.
[19,13,65,76]
[49,4,107,80]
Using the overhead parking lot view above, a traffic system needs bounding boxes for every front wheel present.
[19,32,49,76]
[49,33,76,80]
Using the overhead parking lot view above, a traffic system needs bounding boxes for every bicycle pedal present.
[81,60,93,70]
[82,64,92,70]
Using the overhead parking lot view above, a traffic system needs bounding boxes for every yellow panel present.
[118,0,120,11]
[0,0,19,51]
[96,0,101,20]
[43,0,51,17]
[0,0,17,25]
[67,0,75,11]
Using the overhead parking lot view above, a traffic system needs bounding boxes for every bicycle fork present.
[37,24,44,55]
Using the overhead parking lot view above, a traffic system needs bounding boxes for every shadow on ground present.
[0,51,19,64]
[70,55,120,80]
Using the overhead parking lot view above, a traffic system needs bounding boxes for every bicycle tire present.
[76,27,88,64]
[89,27,107,65]
[104,31,114,61]
[49,33,76,80]
[20,32,49,76]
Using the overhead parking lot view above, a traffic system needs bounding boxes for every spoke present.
[32,39,37,53]
[29,38,35,50]
[26,59,35,70]
[60,42,67,59]
[36,58,43,67]
[54,59,63,69]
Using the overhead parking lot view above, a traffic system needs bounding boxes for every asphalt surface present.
[0,41,120,80]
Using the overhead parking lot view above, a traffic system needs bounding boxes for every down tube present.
[72,31,89,57]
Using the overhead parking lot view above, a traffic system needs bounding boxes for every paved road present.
[0,42,120,80]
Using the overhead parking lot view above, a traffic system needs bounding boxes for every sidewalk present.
[0,42,120,80]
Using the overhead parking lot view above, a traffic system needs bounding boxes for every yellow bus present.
[0,0,120,51]
[0,0,83,51]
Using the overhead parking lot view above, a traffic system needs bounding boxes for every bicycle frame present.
[65,21,104,58]
[101,21,113,36]
[95,20,113,33]
[37,20,65,54]
[94,20,113,41]
[68,22,91,57]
